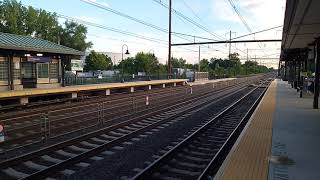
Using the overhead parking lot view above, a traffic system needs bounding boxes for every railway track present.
[132,80,271,180]
[0,87,192,147]
[0,77,257,154]
[0,86,185,124]
[0,79,265,180]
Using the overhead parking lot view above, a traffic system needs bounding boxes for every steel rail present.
[1,78,252,149]
[0,80,256,179]
[132,80,270,179]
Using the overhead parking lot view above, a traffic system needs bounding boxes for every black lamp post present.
[121,44,130,82]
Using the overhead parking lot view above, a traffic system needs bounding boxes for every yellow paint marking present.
[219,80,277,180]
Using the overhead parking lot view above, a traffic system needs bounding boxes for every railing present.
[64,74,181,86]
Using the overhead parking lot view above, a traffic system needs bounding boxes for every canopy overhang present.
[281,0,320,60]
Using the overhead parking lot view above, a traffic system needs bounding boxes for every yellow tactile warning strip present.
[0,79,187,98]
[218,80,277,180]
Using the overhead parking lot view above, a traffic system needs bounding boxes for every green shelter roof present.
[0,32,84,56]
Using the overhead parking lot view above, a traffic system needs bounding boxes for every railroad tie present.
[60,169,75,176]
[80,141,99,148]
[55,150,77,157]
[2,167,29,179]
[68,145,88,152]
[23,161,47,170]
[41,155,63,163]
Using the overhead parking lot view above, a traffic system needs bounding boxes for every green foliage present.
[207,53,272,78]
[171,57,195,70]
[60,21,93,51]
[158,64,168,74]
[84,51,112,71]
[0,0,92,51]
[171,57,186,68]
[118,57,136,75]
[200,59,209,72]
[119,52,159,74]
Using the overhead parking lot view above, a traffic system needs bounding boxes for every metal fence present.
[64,74,181,86]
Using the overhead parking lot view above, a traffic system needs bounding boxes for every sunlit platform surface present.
[215,79,320,180]
[0,79,187,99]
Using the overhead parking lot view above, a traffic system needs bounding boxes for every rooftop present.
[0,32,84,56]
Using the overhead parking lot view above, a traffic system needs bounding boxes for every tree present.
[84,51,112,71]
[60,21,93,51]
[118,57,136,74]
[171,57,186,68]
[158,64,168,74]
[134,52,159,74]
[200,59,209,72]
[0,0,26,34]
[0,0,92,51]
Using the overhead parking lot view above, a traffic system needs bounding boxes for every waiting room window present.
[0,59,8,81]
[37,63,49,78]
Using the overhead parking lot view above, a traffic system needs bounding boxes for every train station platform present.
[188,78,237,86]
[215,79,320,180]
[0,79,187,105]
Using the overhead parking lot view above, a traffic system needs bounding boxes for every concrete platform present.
[0,79,187,106]
[0,79,187,99]
[215,79,320,180]
[188,78,237,86]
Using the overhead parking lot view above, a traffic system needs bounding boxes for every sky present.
[20,0,286,68]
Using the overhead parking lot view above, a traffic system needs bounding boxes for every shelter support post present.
[278,60,281,76]
[284,60,287,80]
[314,39,320,109]
[297,58,301,92]
[8,54,14,90]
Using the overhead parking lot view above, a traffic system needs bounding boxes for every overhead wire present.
[226,0,269,56]
[81,0,229,57]
[81,0,204,48]
[152,0,246,57]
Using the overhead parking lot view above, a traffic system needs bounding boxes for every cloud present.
[207,0,285,68]
[211,0,241,23]
[211,0,286,29]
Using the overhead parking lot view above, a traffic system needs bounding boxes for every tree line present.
[84,51,273,78]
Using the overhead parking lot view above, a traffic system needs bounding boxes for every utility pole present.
[227,31,236,61]
[168,0,172,75]
[246,48,248,75]
[198,46,200,72]
[229,30,231,61]
[254,55,257,73]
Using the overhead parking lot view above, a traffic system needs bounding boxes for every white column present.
[162,84,166,88]
[148,85,152,90]
[105,89,111,96]
[130,87,134,93]
[20,97,29,105]
[173,82,177,87]
[71,92,77,99]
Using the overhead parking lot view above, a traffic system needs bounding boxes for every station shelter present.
[279,0,320,109]
[0,32,84,92]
